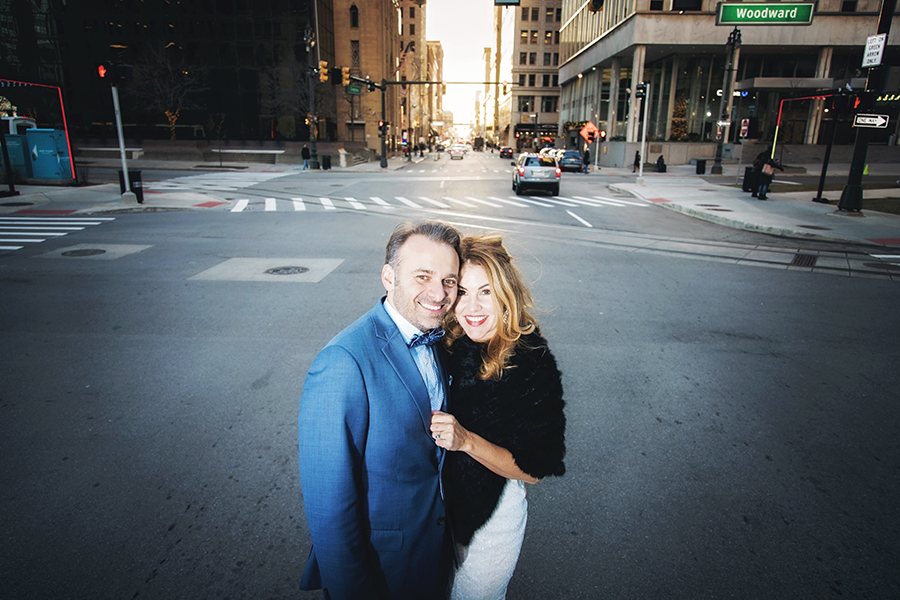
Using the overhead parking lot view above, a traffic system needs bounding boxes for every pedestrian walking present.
[756,155,784,200]
[656,155,667,173]
[749,150,767,197]
[301,144,311,170]
[582,148,590,174]
[633,151,641,173]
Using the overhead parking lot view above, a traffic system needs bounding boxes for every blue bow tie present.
[408,328,445,348]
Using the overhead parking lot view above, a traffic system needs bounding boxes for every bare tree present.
[129,44,208,140]
[260,53,311,129]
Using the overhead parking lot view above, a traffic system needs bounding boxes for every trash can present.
[321,154,332,170]
[118,169,144,203]
[695,159,706,175]
[742,166,756,192]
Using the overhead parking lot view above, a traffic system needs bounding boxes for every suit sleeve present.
[298,344,374,598]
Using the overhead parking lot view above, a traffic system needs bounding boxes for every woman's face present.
[455,262,499,342]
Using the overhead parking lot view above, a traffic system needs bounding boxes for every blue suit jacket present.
[298,298,448,599]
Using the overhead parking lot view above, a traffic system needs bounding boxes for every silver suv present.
[511,153,560,196]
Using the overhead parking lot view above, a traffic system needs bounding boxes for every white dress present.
[450,479,528,600]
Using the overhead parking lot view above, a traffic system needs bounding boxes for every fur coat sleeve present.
[445,331,566,547]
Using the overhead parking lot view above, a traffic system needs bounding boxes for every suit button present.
[437,517,446,527]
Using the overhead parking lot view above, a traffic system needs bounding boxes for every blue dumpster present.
[0,134,33,179]
[24,129,73,180]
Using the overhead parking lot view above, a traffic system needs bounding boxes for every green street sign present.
[716,2,814,25]
[347,84,362,95]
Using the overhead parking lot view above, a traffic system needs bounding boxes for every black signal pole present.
[838,0,896,212]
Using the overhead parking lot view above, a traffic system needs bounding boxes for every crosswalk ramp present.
[0,216,116,252]
[228,195,651,213]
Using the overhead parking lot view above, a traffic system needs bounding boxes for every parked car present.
[499,147,513,159]
[512,153,560,195]
[558,150,585,172]
[449,145,466,160]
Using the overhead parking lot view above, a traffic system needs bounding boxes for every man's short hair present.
[385,221,462,267]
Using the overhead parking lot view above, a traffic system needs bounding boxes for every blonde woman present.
[430,235,566,600]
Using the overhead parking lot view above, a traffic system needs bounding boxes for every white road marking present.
[567,210,593,228]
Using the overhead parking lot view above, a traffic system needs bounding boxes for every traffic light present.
[342,67,351,86]
[318,60,328,83]
[96,61,116,81]
[852,90,875,111]
[598,130,607,142]
[635,82,647,99]
[502,81,508,95]
[442,81,446,95]
[378,120,385,133]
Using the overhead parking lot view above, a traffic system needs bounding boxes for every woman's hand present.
[430,411,471,452]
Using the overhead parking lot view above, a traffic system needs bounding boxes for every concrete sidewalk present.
[605,163,900,247]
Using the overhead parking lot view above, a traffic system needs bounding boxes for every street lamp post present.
[712,27,741,175]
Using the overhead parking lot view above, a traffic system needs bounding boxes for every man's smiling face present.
[383,234,459,332]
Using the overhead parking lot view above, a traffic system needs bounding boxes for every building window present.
[410,6,415,18]
[545,31,552,44]
[545,8,554,22]
[542,96,558,113]
[531,7,539,20]
[554,31,559,44]
[529,52,537,65]
[531,30,538,44]
[521,30,528,43]
[409,23,415,35]
[556,8,562,21]
[542,74,550,87]
[552,74,558,86]
[650,0,664,9]
[841,0,857,10]
[520,52,527,65]
[522,7,528,20]
[529,74,536,87]
[518,95,535,112]
[553,52,559,66]
[351,40,360,69]
[672,0,702,10]
[543,52,551,66]
[519,74,526,87]
[350,5,359,28]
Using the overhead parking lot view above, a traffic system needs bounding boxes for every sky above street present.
[425,0,498,128]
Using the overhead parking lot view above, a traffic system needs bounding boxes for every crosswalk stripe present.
[540,197,579,207]
[510,196,553,208]
[418,196,451,208]
[0,217,114,222]
[395,196,423,208]
[465,196,503,208]
[442,196,478,208]
[0,219,106,225]
[265,198,277,211]
[346,197,367,210]
[488,196,529,208]
[0,245,24,250]
[592,196,649,207]
[0,225,85,231]
[589,197,631,207]
[567,210,593,228]
[231,199,249,212]
[370,197,394,208]
[292,198,306,211]
[559,196,605,207]
[320,198,336,210]
[0,231,68,236]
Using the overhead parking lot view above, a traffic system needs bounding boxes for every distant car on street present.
[449,145,466,160]
[435,143,445,151]
[499,147,513,159]
[558,150,584,173]
[512,153,560,196]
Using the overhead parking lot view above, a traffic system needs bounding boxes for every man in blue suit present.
[298,221,462,599]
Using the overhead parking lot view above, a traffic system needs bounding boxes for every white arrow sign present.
[854,113,890,128]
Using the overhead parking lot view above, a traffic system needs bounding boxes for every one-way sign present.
[853,113,890,128]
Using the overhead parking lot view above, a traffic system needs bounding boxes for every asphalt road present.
[1,168,898,599]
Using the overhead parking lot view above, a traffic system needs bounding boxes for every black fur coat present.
[444,331,566,547]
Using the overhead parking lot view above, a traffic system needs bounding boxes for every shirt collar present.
[382,296,422,344]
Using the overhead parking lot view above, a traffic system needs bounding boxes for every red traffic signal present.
[598,130,607,141]
[96,61,115,80]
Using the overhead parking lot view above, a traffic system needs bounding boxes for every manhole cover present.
[697,204,720,207]
[265,266,310,275]
[798,225,833,231]
[863,262,900,271]
[62,249,107,257]
[1,202,34,207]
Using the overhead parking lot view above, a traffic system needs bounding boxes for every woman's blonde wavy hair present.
[443,235,537,381]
